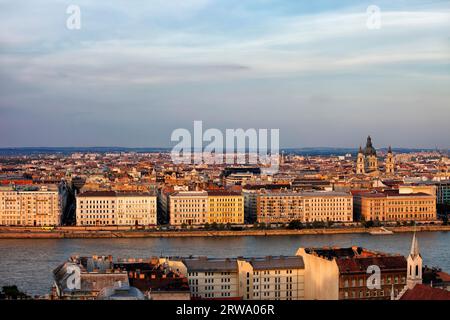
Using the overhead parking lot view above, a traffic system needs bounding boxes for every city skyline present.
[1,0,449,148]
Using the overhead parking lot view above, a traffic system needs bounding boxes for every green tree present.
[288,220,303,230]
[364,220,374,228]
[312,221,326,229]
[1,286,29,300]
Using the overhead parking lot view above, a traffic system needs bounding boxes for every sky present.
[0,0,449,149]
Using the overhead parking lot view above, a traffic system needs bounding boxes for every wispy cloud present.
[0,0,449,147]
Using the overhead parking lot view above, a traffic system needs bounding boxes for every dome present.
[364,136,377,156]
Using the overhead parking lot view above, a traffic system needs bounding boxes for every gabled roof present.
[400,284,450,300]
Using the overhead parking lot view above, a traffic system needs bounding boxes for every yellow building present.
[0,185,61,226]
[207,191,244,224]
[353,190,436,222]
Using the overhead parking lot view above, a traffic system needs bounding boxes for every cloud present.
[0,1,449,147]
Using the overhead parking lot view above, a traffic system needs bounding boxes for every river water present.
[0,231,449,296]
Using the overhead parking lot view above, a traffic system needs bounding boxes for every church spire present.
[410,231,420,258]
[407,231,422,289]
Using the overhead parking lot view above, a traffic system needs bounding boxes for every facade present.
[183,255,305,300]
[297,246,407,300]
[76,191,157,226]
[353,190,436,222]
[355,136,394,175]
[184,257,240,299]
[207,191,244,224]
[435,180,450,205]
[256,192,304,224]
[169,191,208,226]
[168,190,244,226]
[385,146,395,175]
[237,256,305,300]
[0,185,61,226]
[256,191,353,224]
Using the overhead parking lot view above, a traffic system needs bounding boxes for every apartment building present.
[168,190,244,226]
[207,191,244,224]
[0,185,61,226]
[169,191,208,226]
[297,246,407,300]
[237,256,305,300]
[256,191,353,224]
[242,184,291,223]
[76,191,157,226]
[182,255,305,300]
[435,180,450,205]
[257,193,304,224]
[353,190,436,222]
[183,257,240,299]
[303,192,353,223]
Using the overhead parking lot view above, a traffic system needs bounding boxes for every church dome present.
[364,136,377,156]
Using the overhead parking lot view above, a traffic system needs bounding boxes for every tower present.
[356,146,365,174]
[406,232,422,289]
[364,136,378,172]
[385,146,394,175]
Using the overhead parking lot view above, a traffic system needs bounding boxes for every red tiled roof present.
[336,256,407,274]
[400,284,450,300]
[437,271,450,282]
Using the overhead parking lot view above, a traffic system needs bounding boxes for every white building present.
[76,191,157,226]
[169,191,208,226]
[180,255,305,300]
[0,185,61,226]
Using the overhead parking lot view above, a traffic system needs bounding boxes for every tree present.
[364,220,374,228]
[204,222,210,230]
[287,220,303,230]
[442,215,448,225]
[312,221,326,229]
[181,223,187,230]
[0,286,29,300]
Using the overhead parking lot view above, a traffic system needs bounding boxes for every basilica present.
[356,136,394,175]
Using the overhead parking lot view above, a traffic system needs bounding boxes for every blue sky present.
[0,0,449,148]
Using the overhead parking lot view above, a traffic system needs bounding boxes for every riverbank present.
[0,225,449,239]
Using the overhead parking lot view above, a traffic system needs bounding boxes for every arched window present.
[416,265,419,277]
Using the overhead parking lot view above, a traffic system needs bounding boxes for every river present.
[0,231,448,296]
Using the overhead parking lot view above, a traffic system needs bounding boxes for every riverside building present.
[168,190,244,226]
[76,191,157,226]
[0,185,61,226]
[256,191,353,224]
[207,191,244,224]
[353,189,436,222]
